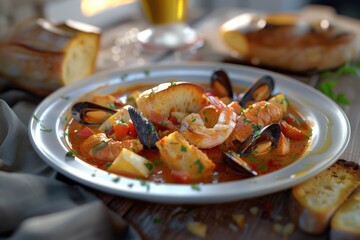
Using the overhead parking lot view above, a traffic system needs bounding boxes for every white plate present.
[29,62,350,204]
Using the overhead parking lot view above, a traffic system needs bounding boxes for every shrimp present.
[231,101,283,142]
[180,96,237,149]
[80,133,143,162]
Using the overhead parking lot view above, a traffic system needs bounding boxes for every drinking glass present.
[137,0,203,50]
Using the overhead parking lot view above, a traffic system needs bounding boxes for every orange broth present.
[65,83,311,184]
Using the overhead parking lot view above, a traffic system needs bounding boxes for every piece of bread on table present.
[289,160,360,235]
[330,186,360,240]
[0,18,100,96]
[220,13,359,72]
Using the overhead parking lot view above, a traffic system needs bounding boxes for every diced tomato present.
[280,120,307,140]
[77,126,95,139]
[283,115,297,125]
[171,170,192,184]
[127,121,138,137]
[114,99,123,107]
[169,116,178,125]
[113,123,129,140]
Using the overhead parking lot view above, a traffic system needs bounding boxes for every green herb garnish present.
[191,184,201,191]
[194,160,204,174]
[317,61,360,105]
[181,145,187,152]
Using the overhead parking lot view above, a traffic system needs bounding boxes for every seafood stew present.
[65,70,311,184]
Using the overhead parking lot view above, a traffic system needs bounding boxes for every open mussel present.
[210,69,234,99]
[71,102,117,125]
[223,123,281,177]
[223,151,259,176]
[239,123,281,156]
[239,75,275,108]
[128,106,160,149]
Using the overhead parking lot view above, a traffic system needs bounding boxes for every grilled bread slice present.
[289,160,360,234]
[330,185,360,240]
[136,82,208,120]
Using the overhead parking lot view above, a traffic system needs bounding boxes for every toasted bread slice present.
[289,160,360,234]
[136,82,208,120]
[331,185,360,240]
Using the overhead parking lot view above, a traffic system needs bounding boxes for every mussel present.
[210,69,234,99]
[239,123,281,156]
[71,102,160,149]
[238,75,275,108]
[223,151,259,176]
[223,123,281,177]
[71,102,117,125]
[128,106,160,149]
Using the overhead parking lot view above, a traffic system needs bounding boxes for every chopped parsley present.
[65,151,75,158]
[103,162,112,169]
[191,184,201,191]
[194,160,204,174]
[112,177,120,183]
[144,162,154,171]
[140,179,150,191]
[40,124,52,132]
[257,165,268,171]
[243,117,251,124]
[143,69,150,76]
[181,145,187,152]
[32,114,40,122]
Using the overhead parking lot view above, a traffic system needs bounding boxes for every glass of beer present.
[137,0,203,50]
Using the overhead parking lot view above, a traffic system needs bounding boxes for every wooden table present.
[84,5,360,240]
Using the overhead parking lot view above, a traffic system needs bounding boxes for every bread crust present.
[330,186,360,240]
[0,18,100,96]
[221,14,360,72]
[136,82,208,120]
[289,160,360,235]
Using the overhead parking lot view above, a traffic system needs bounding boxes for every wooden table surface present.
[89,5,360,240]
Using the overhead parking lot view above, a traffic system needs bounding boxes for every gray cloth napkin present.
[0,99,140,240]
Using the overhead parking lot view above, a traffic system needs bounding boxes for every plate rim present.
[29,61,351,204]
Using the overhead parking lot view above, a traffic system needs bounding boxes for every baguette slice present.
[289,160,360,234]
[330,186,360,240]
[0,18,100,96]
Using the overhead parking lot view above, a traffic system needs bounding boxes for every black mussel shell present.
[239,123,281,156]
[71,102,117,125]
[239,75,275,107]
[223,151,258,177]
[128,106,160,149]
[210,69,234,99]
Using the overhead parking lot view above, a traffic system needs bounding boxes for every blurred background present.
[0,0,359,37]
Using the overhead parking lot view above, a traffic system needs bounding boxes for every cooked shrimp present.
[180,96,237,149]
[231,101,283,142]
[80,133,143,162]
